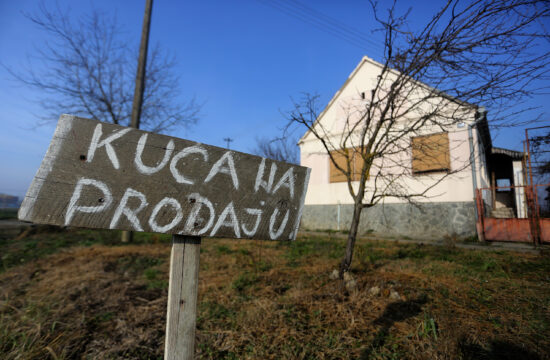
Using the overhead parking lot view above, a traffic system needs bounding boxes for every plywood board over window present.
[411,132,450,174]
[329,150,349,183]
[329,149,369,183]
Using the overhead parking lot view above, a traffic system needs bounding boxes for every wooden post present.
[122,0,153,244]
[131,0,153,129]
[165,235,201,360]
[491,171,497,210]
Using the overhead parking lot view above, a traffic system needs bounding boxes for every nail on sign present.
[19,115,310,241]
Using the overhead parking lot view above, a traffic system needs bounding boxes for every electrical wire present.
[255,0,384,54]
[278,0,382,50]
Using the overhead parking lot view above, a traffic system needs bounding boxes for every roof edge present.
[299,55,478,145]
[491,146,525,160]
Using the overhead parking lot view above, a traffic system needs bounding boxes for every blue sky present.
[1,0,548,197]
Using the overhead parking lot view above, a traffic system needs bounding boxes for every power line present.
[256,0,365,49]
[280,0,382,50]
[256,0,384,54]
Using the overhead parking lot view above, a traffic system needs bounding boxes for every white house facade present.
[299,56,525,240]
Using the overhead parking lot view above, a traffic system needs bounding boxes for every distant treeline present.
[0,194,21,209]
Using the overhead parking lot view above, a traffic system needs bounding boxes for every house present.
[298,56,526,240]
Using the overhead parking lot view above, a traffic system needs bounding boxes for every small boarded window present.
[329,149,368,183]
[411,132,450,174]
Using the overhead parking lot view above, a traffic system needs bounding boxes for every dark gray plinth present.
[301,202,476,240]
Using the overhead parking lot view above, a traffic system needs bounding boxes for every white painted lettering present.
[241,208,262,237]
[134,133,175,175]
[269,207,289,240]
[65,178,113,226]
[254,158,277,193]
[289,168,311,240]
[210,201,240,237]
[272,167,295,199]
[204,151,239,190]
[183,193,215,235]
[148,197,183,233]
[109,188,148,231]
[170,146,208,184]
[87,123,131,169]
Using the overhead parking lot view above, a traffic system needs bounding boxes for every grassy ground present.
[0,208,17,220]
[0,228,549,359]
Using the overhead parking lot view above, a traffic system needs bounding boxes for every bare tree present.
[529,129,550,180]
[6,3,200,133]
[529,128,550,214]
[253,136,299,164]
[288,0,550,276]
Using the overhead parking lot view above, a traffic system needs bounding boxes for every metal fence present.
[475,183,549,244]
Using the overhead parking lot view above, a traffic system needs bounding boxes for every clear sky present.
[1,0,548,198]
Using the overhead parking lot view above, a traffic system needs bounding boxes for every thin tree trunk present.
[339,200,363,277]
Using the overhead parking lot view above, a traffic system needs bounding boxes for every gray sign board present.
[19,115,310,241]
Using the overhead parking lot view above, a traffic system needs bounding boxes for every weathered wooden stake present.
[165,235,201,360]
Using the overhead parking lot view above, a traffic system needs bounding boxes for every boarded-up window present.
[411,132,450,173]
[329,149,368,183]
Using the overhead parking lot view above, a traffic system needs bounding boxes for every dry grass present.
[1,229,549,359]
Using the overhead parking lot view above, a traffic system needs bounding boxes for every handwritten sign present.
[19,115,310,241]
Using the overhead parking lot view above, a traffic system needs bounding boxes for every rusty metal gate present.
[475,125,550,245]
[475,184,550,244]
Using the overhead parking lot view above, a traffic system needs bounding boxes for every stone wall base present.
[301,202,476,240]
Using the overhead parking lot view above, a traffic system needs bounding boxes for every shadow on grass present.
[458,338,541,360]
[361,295,428,359]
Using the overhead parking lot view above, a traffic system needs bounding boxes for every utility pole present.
[223,137,234,149]
[122,0,153,243]
[131,0,153,129]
